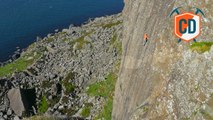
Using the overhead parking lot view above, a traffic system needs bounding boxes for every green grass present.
[61,72,76,95]
[84,38,121,119]
[102,21,122,29]
[110,34,122,55]
[0,52,41,77]
[80,103,93,118]
[87,73,117,120]
[87,73,117,97]
[69,31,92,49]
[74,36,90,49]
[96,98,113,120]
[115,40,122,56]
[190,42,213,53]
[38,96,48,114]
[111,34,117,45]
[64,83,75,94]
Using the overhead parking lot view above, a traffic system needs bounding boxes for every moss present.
[190,42,213,53]
[102,21,122,28]
[80,103,93,118]
[0,52,41,77]
[38,96,48,114]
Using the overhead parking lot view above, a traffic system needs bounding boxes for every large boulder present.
[7,88,25,116]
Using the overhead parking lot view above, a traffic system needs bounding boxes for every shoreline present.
[0,13,122,66]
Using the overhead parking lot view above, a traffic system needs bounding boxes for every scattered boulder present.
[7,88,25,116]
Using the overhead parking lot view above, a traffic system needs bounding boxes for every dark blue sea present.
[0,0,124,62]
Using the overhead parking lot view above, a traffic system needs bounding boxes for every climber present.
[144,33,149,46]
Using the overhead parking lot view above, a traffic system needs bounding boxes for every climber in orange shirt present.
[144,33,149,46]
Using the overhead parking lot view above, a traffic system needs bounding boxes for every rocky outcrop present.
[113,0,213,120]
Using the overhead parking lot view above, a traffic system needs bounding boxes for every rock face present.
[113,0,213,120]
[7,88,25,116]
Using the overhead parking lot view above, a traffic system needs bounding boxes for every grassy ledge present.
[0,52,41,77]
[190,42,213,53]
[86,32,122,119]
[102,21,122,29]
[38,96,48,114]
[87,72,117,120]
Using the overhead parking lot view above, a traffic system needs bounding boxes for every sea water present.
[0,0,124,62]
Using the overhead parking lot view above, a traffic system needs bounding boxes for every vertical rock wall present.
[113,0,213,120]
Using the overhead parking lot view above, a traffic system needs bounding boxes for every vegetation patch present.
[102,21,122,28]
[62,96,69,103]
[24,115,57,120]
[49,96,60,107]
[69,31,93,50]
[143,106,149,112]
[41,81,52,88]
[87,72,117,120]
[0,52,41,77]
[87,73,117,97]
[110,34,117,45]
[38,96,48,114]
[60,107,77,116]
[190,42,213,53]
[110,34,122,55]
[47,37,54,43]
[95,98,113,120]
[61,72,76,95]
[80,103,93,118]
[64,83,75,95]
